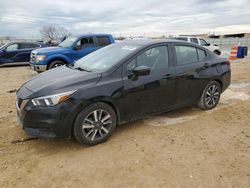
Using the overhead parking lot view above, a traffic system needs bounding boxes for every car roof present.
[119,39,192,47]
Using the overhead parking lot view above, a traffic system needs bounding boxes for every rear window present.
[97,36,110,46]
[175,45,198,65]
[175,37,188,41]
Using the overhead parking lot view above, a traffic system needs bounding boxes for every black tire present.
[73,102,117,146]
[214,50,221,55]
[198,81,222,110]
[48,60,65,70]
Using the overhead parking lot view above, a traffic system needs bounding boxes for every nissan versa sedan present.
[16,39,231,145]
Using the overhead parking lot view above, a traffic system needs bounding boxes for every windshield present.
[58,36,77,48]
[74,43,141,72]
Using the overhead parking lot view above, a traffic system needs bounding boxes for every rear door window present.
[96,36,110,46]
[174,45,198,65]
[191,38,199,44]
[197,48,207,61]
[19,43,32,49]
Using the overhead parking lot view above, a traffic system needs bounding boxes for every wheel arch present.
[70,97,121,138]
[46,56,70,69]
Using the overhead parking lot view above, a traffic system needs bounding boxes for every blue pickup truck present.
[30,34,115,72]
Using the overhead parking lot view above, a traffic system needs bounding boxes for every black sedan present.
[16,39,231,145]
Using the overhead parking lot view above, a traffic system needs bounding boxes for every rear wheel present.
[198,81,221,110]
[48,60,65,69]
[73,102,117,146]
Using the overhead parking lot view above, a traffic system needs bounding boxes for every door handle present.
[202,63,209,68]
[164,74,173,79]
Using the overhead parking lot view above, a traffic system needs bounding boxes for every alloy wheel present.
[82,109,112,141]
[205,84,219,107]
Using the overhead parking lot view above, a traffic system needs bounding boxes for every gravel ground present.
[0,58,250,188]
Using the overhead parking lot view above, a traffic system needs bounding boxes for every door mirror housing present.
[132,65,150,76]
[74,44,81,50]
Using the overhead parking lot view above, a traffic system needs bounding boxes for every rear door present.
[15,43,35,62]
[173,44,209,106]
[122,44,175,120]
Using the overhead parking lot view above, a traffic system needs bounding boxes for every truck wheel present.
[198,81,221,110]
[73,102,117,146]
[48,60,65,69]
[214,50,221,55]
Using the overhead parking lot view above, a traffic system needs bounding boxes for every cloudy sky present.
[0,0,249,38]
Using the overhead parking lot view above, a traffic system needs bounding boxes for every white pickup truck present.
[174,36,221,55]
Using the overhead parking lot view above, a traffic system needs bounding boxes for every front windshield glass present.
[58,36,77,48]
[74,43,141,72]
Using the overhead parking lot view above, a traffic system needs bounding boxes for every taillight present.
[225,60,230,65]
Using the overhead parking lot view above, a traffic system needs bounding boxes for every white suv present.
[174,36,221,55]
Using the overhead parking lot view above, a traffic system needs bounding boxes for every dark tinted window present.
[97,36,110,46]
[175,37,188,41]
[30,43,40,48]
[76,37,94,48]
[127,46,168,72]
[197,48,207,61]
[175,45,198,65]
[19,43,32,49]
[191,38,198,44]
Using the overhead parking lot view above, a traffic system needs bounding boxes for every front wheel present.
[48,60,65,69]
[73,102,117,146]
[198,81,222,110]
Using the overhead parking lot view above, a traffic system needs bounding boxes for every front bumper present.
[16,97,80,139]
[29,63,47,72]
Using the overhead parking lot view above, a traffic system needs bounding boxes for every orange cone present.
[229,45,238,60]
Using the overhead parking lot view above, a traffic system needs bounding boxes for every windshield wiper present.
[74,66,92,72]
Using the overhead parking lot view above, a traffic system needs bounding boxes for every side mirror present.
[206,43,211,46]
[74,45,81,50]
[132,65,150,76]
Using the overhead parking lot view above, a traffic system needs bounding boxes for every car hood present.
[17,66,101,99]
[34,46,69,54]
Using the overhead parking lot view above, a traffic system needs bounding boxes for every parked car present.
[174,36,221,55]
[16,39,231,146]
[30,34,115,72]
[0,42,46,66]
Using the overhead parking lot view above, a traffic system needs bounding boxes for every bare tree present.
[40,25,71,44]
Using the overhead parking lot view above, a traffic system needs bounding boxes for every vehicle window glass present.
[97,36,110,46]
[6,44,18,51]
[200,39,208,46]
[127,59,136,73]
[58,36,77,48]
[129,46,168,71]
[30,43,40,48]
[197,48,207,61]
[19,43,32,49]
[191,38,199,44]
[79,37,94,48]
[74,43,141,72]
[175,45,198,65]
[175,37,188,41]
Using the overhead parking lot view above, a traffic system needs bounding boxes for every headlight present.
[35,55,46,62]
[31,90,76,107]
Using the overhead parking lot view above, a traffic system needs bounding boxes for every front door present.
[0,43,19,63]
[122,45,175,121]
[74,37,98,60]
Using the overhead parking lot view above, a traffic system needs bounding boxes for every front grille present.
[31,52,36,62]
